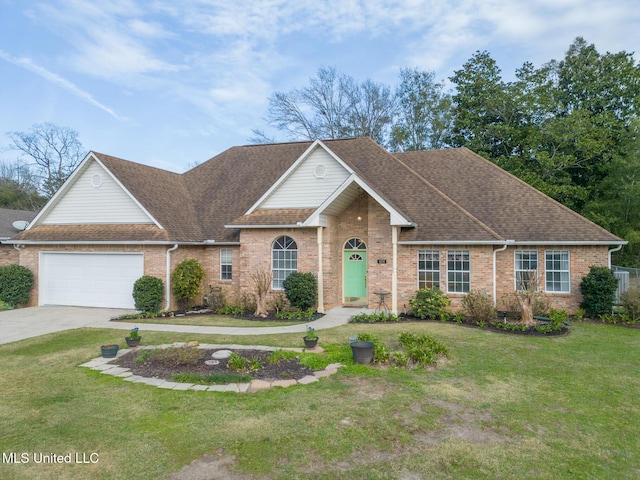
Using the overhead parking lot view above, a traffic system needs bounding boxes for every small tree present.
[250,268,272,317]
[579,265,618,318]
[171,259,205,310]
[0,264,34,307]
[132,275,164,313]
[515,270,539,327]
[283,272,317,311]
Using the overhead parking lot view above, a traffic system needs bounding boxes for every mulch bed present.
[115,348,316,382]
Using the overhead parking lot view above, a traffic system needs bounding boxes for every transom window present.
[345,238,366,250]
[348,253,364,261]
[515,250,538,291]
[418,250,440,289]
[545,250,570,293]
[272,236,298,289]
[220,248,232,280]
[447,250,470,293]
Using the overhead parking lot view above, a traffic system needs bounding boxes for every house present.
[8,137,626,313]
[0,208,37,265]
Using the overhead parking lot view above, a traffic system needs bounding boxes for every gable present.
[259,144,351,209]
[39,159,154,225]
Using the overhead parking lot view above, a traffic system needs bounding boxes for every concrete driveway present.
[0,306,135,345]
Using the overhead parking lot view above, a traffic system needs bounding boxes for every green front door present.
[344,251,367,302]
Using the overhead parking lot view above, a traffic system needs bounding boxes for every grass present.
[0,322,639,479]
[111,314,305,328]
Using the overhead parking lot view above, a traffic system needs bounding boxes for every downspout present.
[608,245,623,269]
[493,240,515,307]
[165,244,179,311]
[317,226,324,313]
[392,225,398,315]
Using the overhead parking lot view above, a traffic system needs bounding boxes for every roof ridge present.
[456,147,625,241]
[393,150,504,240]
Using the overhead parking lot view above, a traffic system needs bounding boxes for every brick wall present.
[398,244,610,314]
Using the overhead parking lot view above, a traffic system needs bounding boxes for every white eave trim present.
[245,140,355,215]
[398,240,628,246]
[305,174,414,227]
[26,152,164,230]
[4,240,241,246]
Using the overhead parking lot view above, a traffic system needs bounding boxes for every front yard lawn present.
[1,321,638,479]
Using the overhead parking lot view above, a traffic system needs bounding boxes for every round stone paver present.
[211,350,233,359]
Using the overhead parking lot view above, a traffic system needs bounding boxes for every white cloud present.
[0,49,124,121]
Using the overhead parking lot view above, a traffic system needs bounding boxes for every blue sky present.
[1,0,639,173]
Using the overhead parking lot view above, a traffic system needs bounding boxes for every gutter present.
[493,240,515,307]
[165,244,179,311]
[608,245,623,268]
[399,240,628,246]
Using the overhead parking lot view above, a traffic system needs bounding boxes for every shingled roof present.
[12,137,624,245]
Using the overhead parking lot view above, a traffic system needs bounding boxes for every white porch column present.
[317,226,325,313]
[392,225,398,314]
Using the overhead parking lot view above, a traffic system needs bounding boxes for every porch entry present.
[343,237,367,305]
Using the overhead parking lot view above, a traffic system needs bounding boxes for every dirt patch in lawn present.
[115,347,316,382]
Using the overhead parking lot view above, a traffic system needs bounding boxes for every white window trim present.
[446,249,470,294]
[544,250,571,293]
[514,249,538,291]
[417,249,441,290]
[220,248,232,281]
[272,236,298,290]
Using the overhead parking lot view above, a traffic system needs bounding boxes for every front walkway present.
[96,306,368,336]
[0,306,368,345]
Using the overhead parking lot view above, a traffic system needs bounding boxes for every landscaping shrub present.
[398,331,449,367]
[355,333,390,363]
[462,290,496,324]
[350,312,400,323]
[132,275,164,313]
[171,259,205,310]
[408,287,450,320]
[0,264,34,307]
[579,266,618,317]
[283,272,317,311]
[620,287,640,322]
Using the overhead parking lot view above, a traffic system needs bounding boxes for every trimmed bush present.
[462,290,496,324]
[409,287,450,320]
[579,266,618,318]
[0,264,34,307]
[283,272,317,311]
[132,275,164,313]
[171,259,205,310]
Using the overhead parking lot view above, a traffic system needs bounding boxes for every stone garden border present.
[80,342,342,393]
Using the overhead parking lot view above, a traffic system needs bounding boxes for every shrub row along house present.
[7,137,625,313]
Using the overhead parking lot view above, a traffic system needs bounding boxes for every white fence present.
[612,265,640,303]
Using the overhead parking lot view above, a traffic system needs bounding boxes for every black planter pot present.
[303,337,319,349]
[101,344,119,358]
[351,341,374,365]
[125,337,141,348]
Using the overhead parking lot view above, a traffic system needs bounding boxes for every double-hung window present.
[220,248,232,280]
[418,250,440,289]
[515,250,538,290]
[545,250,570,293]
[447,250,470,293]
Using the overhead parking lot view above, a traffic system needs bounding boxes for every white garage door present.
[39,252,144,308]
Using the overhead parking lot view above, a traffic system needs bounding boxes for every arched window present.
[272,236,298,289]
[345,237,366,250]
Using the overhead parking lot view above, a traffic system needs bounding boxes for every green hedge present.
[0,264,34,307]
